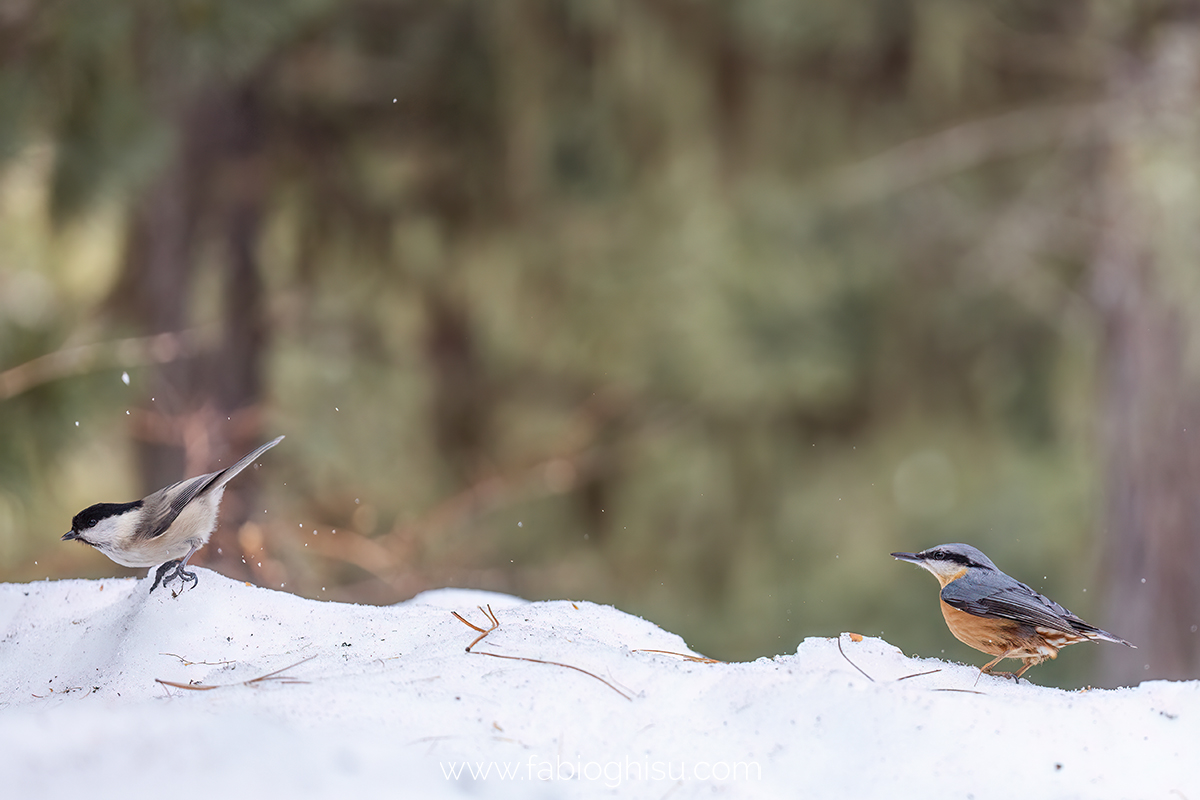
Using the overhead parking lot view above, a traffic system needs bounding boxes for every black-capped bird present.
[63,436,284,593]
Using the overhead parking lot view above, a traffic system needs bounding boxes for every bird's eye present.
[86,519,98,528]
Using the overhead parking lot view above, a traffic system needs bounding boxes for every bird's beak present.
[62,530,79,541]
[891,551,923,564]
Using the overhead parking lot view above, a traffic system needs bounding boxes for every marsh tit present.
[63,435,284,593]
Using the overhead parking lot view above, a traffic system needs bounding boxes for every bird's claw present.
[150,560,199,594]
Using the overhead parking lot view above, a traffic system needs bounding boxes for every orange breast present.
[939,600,1041,657]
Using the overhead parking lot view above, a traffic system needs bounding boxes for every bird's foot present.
[149,560,177,593]
[149,560,199,595]
[975,666,1022,686]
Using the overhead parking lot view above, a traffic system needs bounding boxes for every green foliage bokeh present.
[1,0,1158,687]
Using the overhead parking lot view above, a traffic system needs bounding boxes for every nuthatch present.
[891,543,1134,679]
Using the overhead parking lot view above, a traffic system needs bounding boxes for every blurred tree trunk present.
[118,127,201,488]
[202,85,271,580]
[111,84,270,582]
[425,287,491,483]
[1093,27,1200,684]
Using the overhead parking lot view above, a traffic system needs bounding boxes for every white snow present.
[1,570,1196,799]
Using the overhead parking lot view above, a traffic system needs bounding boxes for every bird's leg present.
[150,560,181,593]
[172,544,201,593]
[149,545,202,595]
[977,650,1021,682]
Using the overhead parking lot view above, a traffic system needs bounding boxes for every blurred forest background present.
[3,0,1200,689]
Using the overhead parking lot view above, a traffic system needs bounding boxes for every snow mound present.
[1,570,1196,799]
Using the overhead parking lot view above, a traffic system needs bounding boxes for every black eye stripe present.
[925,550,975,566]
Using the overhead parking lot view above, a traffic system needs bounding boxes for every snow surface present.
[1,570,1196,799]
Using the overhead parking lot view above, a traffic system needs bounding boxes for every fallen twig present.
[475,651,632,701]
[155,655,315,692]
[452,606,633,701]
[160,653,236,667]
[836,634,875,683]
[451,604,499,652]
[633,649,722,664]
[836,635,976,692]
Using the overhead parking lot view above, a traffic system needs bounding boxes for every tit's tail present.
[211,435,285,491]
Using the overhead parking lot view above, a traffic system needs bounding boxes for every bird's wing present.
[140,471,225,540]
[941,578,1082,635]
[140,437,283,540]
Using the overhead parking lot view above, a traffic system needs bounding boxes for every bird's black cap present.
[64,500,143,540]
